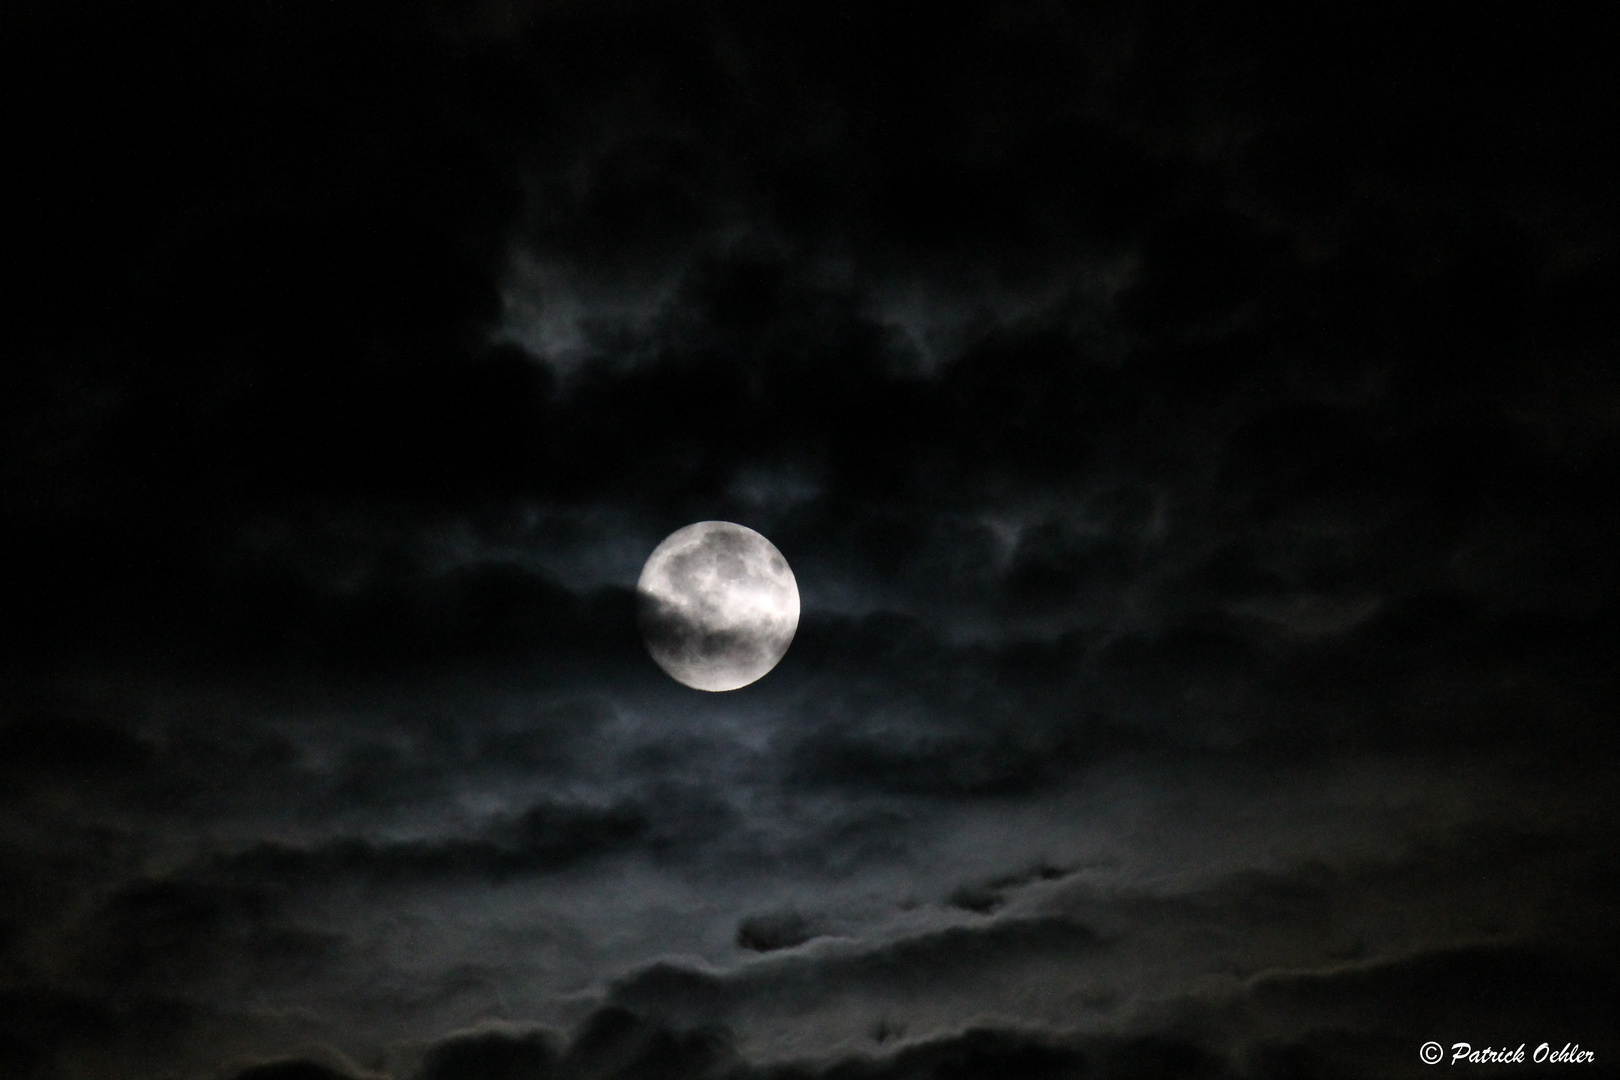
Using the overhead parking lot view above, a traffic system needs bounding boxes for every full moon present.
[637,521,800,691]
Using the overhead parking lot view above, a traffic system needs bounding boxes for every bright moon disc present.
[637,521,800,691]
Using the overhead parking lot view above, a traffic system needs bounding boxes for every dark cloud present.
[735,910,817,954]
[213,798,653,886]
[947,864,1071,916]
[281,946,1614,1080]
[608,916,1107,1030]
[415,1027,560,1080]
[234,1064,363,1080]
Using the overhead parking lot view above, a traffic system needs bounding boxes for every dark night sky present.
[3,3,1618,1078]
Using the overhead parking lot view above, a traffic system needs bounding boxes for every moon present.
[637,521,800,691]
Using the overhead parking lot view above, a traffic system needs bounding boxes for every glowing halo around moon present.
[636,521,800,691]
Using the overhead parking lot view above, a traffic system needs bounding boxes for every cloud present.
[237,1013,1232,1080]
[213,797,654,886]
[234,1063,366,1080]
[605,916,1105,1035]
[414,1026,561,1080]
[736,910,818,954]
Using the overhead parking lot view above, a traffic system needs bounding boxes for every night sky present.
[3,3,1618,1078]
